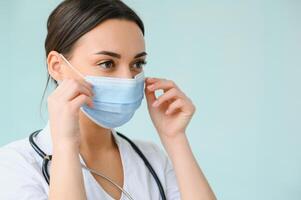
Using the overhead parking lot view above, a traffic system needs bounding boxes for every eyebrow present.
[94,51,147,59]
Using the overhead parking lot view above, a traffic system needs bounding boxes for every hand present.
[145,77,196,139]
[47,79,94,148]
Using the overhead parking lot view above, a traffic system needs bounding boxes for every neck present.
[78,110,117,156]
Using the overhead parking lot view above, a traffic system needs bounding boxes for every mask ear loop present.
[59,53,86,80]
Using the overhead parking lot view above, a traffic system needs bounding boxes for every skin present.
[47,19,216,200]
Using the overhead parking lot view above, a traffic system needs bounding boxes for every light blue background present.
[0,0,300,199]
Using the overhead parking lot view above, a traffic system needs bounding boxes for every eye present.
[132,60,147,70]
[97,60,115,70]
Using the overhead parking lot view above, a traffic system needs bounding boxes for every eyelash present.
[97,60,147,70]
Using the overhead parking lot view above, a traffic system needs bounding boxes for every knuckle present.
[152,82,159,88]
[170,87,177,94]
[169,80,176,87]
[178,98,184,104]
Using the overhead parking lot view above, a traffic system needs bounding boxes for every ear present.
[47,51,65,82]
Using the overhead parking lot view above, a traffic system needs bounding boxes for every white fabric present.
[0,121,180,200]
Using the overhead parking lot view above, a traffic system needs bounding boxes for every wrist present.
[160,133,193,165]
[160,133,188,150]
[159,131,186,143]
[52,139,80,155]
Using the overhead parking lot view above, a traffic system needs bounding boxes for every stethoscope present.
[29,129,166,200]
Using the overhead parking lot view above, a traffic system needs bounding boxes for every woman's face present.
[48,19,147,81]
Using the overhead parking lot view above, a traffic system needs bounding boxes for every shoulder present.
[0,136,41,174]
[0,137,36,164]
[0,137,47,199]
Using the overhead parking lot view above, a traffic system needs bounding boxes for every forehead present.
[73,19,145,56]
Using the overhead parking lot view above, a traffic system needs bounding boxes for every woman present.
[0,0,216,199]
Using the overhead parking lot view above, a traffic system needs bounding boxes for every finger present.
[144,83,157,107]
[152,88,180,108]
[62,80,94,101]
[146,79,178,92]
[57,78,93,96]
[70,94,93,111]
[165,98,184,115]
[84,96,94,108]
[145,77,158,83]
[79,79,93,91]
[53,79,70,96]
[71,79,94,96]
[145,77,165,84]
[66,82,93,101]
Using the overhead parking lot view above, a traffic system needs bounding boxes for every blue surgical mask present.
[58,54,145,129]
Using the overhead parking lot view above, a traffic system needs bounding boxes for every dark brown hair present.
[41,0,144,112]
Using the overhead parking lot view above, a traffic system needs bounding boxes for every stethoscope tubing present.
[29,129,166,200]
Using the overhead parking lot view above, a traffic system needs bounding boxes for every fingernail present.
[152,100,158,107]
